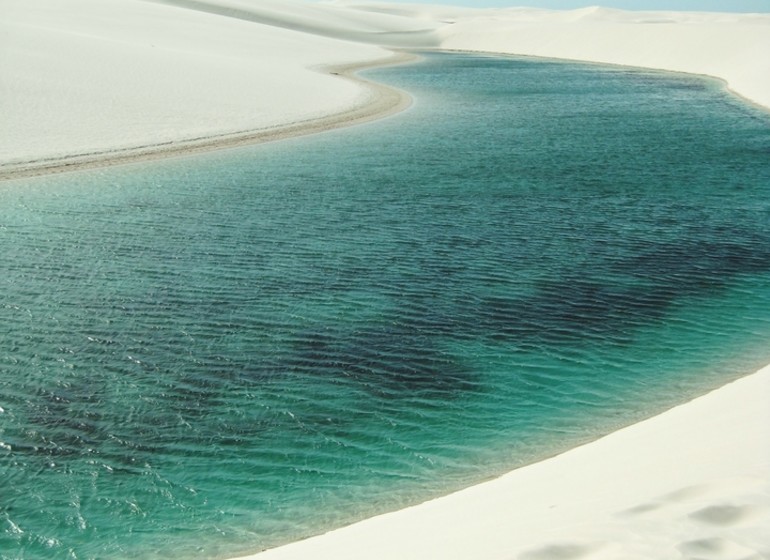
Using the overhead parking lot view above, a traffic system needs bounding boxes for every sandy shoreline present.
[0,52,416,181]
[434,6,770,111]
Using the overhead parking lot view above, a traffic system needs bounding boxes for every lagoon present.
[1,53,769,559]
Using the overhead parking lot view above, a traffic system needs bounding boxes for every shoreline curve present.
[435,47,770,115]
[0,51,417,182]
[237,363,770,560]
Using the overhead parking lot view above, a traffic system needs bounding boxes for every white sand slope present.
[0,0,437,175]
[242,366,770,560]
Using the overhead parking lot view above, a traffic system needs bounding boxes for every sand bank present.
[240,365,770,560]
[0,0,429,180]
[0,51,416,180]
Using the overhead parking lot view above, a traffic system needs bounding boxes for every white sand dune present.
[0,0,435,176]
[148,0,440,45]
[2,2,769,558]
[2,1,769,176]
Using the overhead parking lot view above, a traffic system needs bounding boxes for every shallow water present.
[1,53,769,559]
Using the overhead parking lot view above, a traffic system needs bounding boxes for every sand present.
[2,1,769,558]
[0,0,428,179]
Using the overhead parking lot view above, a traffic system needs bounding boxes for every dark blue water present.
[1,53,769,559]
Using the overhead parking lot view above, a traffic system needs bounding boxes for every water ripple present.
[1,53,769,559]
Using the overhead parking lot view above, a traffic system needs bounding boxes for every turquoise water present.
[1,53,769,559]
